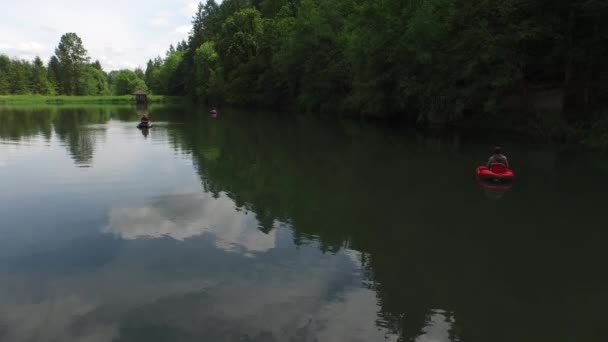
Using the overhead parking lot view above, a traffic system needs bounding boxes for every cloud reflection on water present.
[0,228,401,341]
[104,192,277,255]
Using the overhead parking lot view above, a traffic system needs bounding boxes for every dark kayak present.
[137,122,152,129]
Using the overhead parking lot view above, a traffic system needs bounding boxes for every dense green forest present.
[143,0,607,136]
[0,33,147,97]
[1,0,607,141]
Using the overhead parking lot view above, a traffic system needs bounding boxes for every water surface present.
[0,105,607,342]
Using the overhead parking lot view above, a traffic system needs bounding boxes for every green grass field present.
[0,95,184,105]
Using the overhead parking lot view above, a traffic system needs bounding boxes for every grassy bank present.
[0,95,184,105]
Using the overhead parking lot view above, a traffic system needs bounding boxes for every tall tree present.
[144,57,164,94]
[191,0,221,48]
[158,50,185,95]
[216,7,265,103]
[54,32,90,95]
[179,0,222,96]
[144,59,156,93]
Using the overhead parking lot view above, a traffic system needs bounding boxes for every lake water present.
[0,105,607,342]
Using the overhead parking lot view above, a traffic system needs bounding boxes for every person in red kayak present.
[487,146,509,167]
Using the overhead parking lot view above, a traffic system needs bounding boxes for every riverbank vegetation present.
[1,0,606,146]
[0,33,151,97]
[143,0,606,143]
[0,95,182,105]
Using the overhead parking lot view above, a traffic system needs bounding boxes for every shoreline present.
[0,95,184,105]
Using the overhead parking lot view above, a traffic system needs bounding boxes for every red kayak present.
[476,163,514,182]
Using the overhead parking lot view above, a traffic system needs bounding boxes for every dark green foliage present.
[134,68,145,80]
[193,42,222,101]
[144,59,161,94]
[92,60,103,70]
[0,54,60,97]
[0,55,13,95]
[8,60,33,95]
[78,65,111,95]
[2,1,604,132]
[48,33,112,95]
[160,51,185,95]
[145,0,606,131]
[31,57,52,95]
[47,56,61,91]
[0,33,145,96]
[54,33,91,95]
[216,7,265,103]
[111,70,148,95]
[274,0,352,112]
[182,0,221,96]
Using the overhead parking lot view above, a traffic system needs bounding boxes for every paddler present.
[486,146,509,167]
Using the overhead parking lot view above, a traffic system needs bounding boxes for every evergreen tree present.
[0,55,10,95]
[47,56,61,93]
[31,56,51,95]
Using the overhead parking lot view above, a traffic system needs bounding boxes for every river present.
[0,105,606,342]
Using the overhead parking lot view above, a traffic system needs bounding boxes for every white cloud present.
[103,46,126,57]
[119,61,139,69]
[148,17,170,27]
[18,41,44,53]
[39,25,59,33]
[0,1,196,71]
[181,0,199,18]
[147,10,175,27]
[0,40,47,60]
[173,24,192,35]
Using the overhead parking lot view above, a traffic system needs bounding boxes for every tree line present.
[145,0,606,125]
[2,1,606,128]
[0,33,147,96]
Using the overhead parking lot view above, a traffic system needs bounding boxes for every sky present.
[0,0,203,71]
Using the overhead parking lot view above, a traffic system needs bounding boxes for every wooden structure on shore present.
[133,90,148,104]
